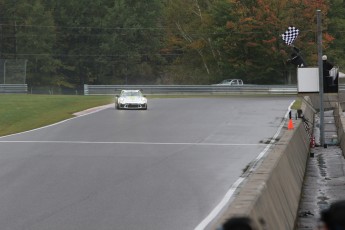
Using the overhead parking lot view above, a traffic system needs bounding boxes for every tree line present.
[0,0,342,89]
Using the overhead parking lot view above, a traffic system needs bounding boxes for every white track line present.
[0,140,266,146]
[194,100,295,230]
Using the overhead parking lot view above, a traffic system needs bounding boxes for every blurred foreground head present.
[321,200,345,230]
[220,216,257,230]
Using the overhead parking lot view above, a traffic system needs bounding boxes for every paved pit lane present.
[0,97,294,230]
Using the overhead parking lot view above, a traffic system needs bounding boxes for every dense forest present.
[0,0,343,89]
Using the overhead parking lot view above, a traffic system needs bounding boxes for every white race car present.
[115,90,147,110]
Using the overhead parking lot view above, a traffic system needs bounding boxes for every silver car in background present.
[115,90,147,110]
[213,79,244,86]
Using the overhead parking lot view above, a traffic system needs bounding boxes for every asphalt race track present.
[0,97,294,230]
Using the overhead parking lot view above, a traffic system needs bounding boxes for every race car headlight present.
[119,98,125,103]
[141,98,147,103]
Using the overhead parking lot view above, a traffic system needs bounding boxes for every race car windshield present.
[121,91,141,97]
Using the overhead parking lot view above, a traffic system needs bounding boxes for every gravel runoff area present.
[295,110,345,229]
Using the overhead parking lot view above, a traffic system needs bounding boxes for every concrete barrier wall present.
[335,103,345,158]
[212,98,313,230]
[308,93,338,111]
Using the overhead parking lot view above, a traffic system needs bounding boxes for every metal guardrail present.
[1,84,342,95]
[84,84,298,95]
[0,84,27,94]
[0,83,342,95]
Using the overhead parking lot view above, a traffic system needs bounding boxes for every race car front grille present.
[127,104,140,108]
[119,103,146,109]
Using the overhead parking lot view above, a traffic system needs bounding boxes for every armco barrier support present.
[211,98,313,230]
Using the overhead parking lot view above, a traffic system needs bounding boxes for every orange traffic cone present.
[288,118,294,130]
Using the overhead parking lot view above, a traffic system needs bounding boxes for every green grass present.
[291,98,302,110]
[0,95,113,137]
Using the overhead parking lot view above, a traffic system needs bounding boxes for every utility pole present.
[317,10,325,147]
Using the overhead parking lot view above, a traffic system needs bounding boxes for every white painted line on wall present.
[194,100,295,230]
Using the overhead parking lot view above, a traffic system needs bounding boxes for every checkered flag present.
[282,26,299,46]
